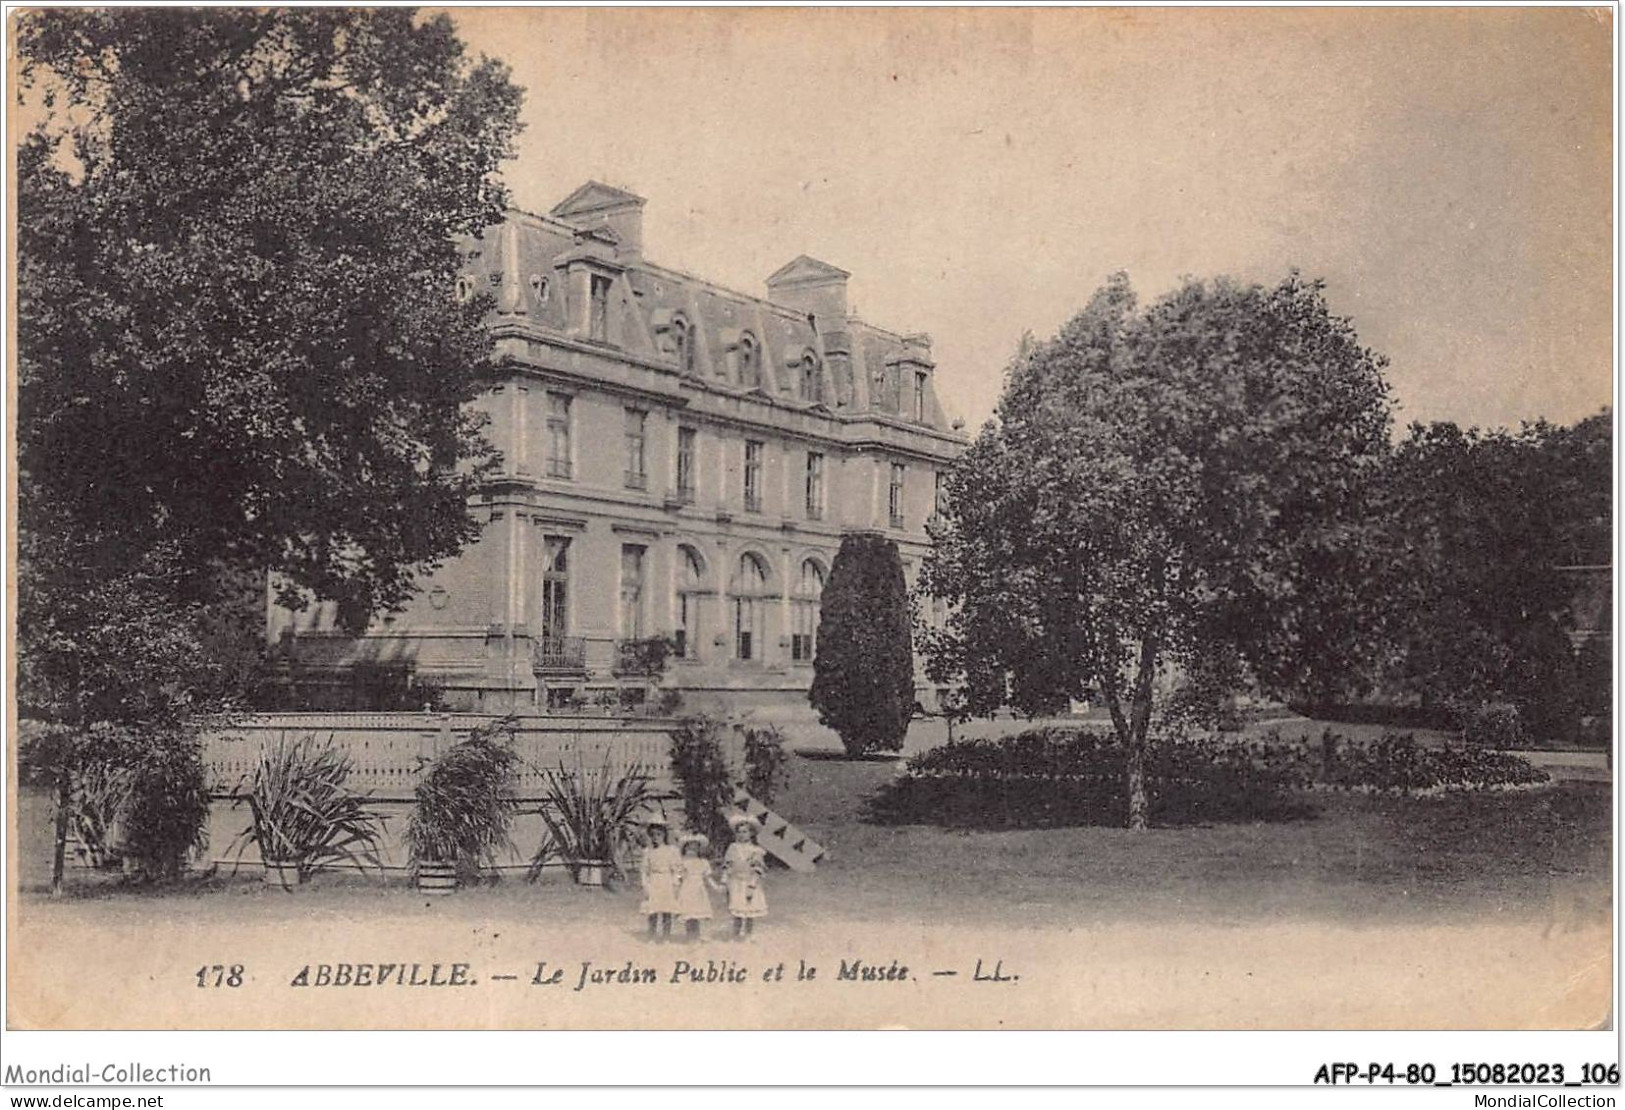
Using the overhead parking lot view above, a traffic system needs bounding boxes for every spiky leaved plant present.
[406,717,522,885]
[527,758,652,884]
[230,732,384,884]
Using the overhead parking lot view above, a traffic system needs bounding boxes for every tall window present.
[672,316,694,375]
[619,545,646,642]
[805,452,825,520]
[624,408,647,489]
[732,552,769,661]
[676,426,697,503]
[888,462,906,528]
[743,440,764,512]
[738,332,759,388]
[801,353,823,404]
[914,371,929,422]
[792,559,825,663]
[545,393,572,479]
[589,274,611,341]
[933,469,947,518]
[675,546,705,659]
[540,537,571,646]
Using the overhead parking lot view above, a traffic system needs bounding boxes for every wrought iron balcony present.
[533,636,586,673]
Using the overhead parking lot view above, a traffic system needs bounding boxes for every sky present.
[449,6,1613,433]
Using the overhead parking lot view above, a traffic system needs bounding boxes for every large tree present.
[810,533,916,757]
[16,9,523,881]
[1380,412,1611,740]
[921,272,1393,828]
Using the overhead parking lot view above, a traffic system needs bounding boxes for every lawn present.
[7,743,1612,1030]
[12,746,1611,929]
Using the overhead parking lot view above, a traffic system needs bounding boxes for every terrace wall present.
[200,712,690,873]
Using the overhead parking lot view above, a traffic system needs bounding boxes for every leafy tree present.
[16,8,523,885]
[810,533,916,756]
[921,272,1393,828]
[1380,412,1610,741]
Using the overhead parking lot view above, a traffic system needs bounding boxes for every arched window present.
[738,332,760,389]
[731,552,771,661]
[792,559,825,662]
[675,545,706,660]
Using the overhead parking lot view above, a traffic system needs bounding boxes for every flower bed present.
[865,727,1550,829]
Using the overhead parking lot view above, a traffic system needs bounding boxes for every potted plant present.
[405,718,522,895]
[229,732,385,889]
[529,758,652,887]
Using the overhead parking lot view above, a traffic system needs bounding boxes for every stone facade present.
[271,182,968,712]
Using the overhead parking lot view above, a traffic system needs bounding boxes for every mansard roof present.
[466,185,960,434]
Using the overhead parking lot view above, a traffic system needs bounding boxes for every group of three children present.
[639,814,767,941]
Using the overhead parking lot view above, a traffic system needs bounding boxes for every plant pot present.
[573,862,607,887]
[263,859,302,890]
[416,861,458,896]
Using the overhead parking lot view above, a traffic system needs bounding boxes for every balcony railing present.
[533,636,586,673]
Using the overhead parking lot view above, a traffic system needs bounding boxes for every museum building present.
[270,182,969,712]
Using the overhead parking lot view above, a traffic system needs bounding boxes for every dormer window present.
[529,274,549,305]
[738,332,760,389]
[914,371,929,422]
[589,274,612,341]
[800,351,823,404]
[672,316,694,375]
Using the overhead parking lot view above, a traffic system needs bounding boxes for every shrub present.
[810,533,915,756]
[869,725,1551,828]
[741,723,790,805]
[1510,621,1584,747]
[230,732,385,883]
[1323,731,1549,794]
[1458,702,1527,748]
[617,636,679,681]
[62,721,210,880]
[871,727,1313,828]
[119,738,211,880]
[1575,636,1611,721]
[529,759,652,883]
[406,717,522,884]
[668,715,735,852]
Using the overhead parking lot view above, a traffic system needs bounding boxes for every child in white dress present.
[722,815,769,939]
[674,833,720,941]
[638,818,681,941]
